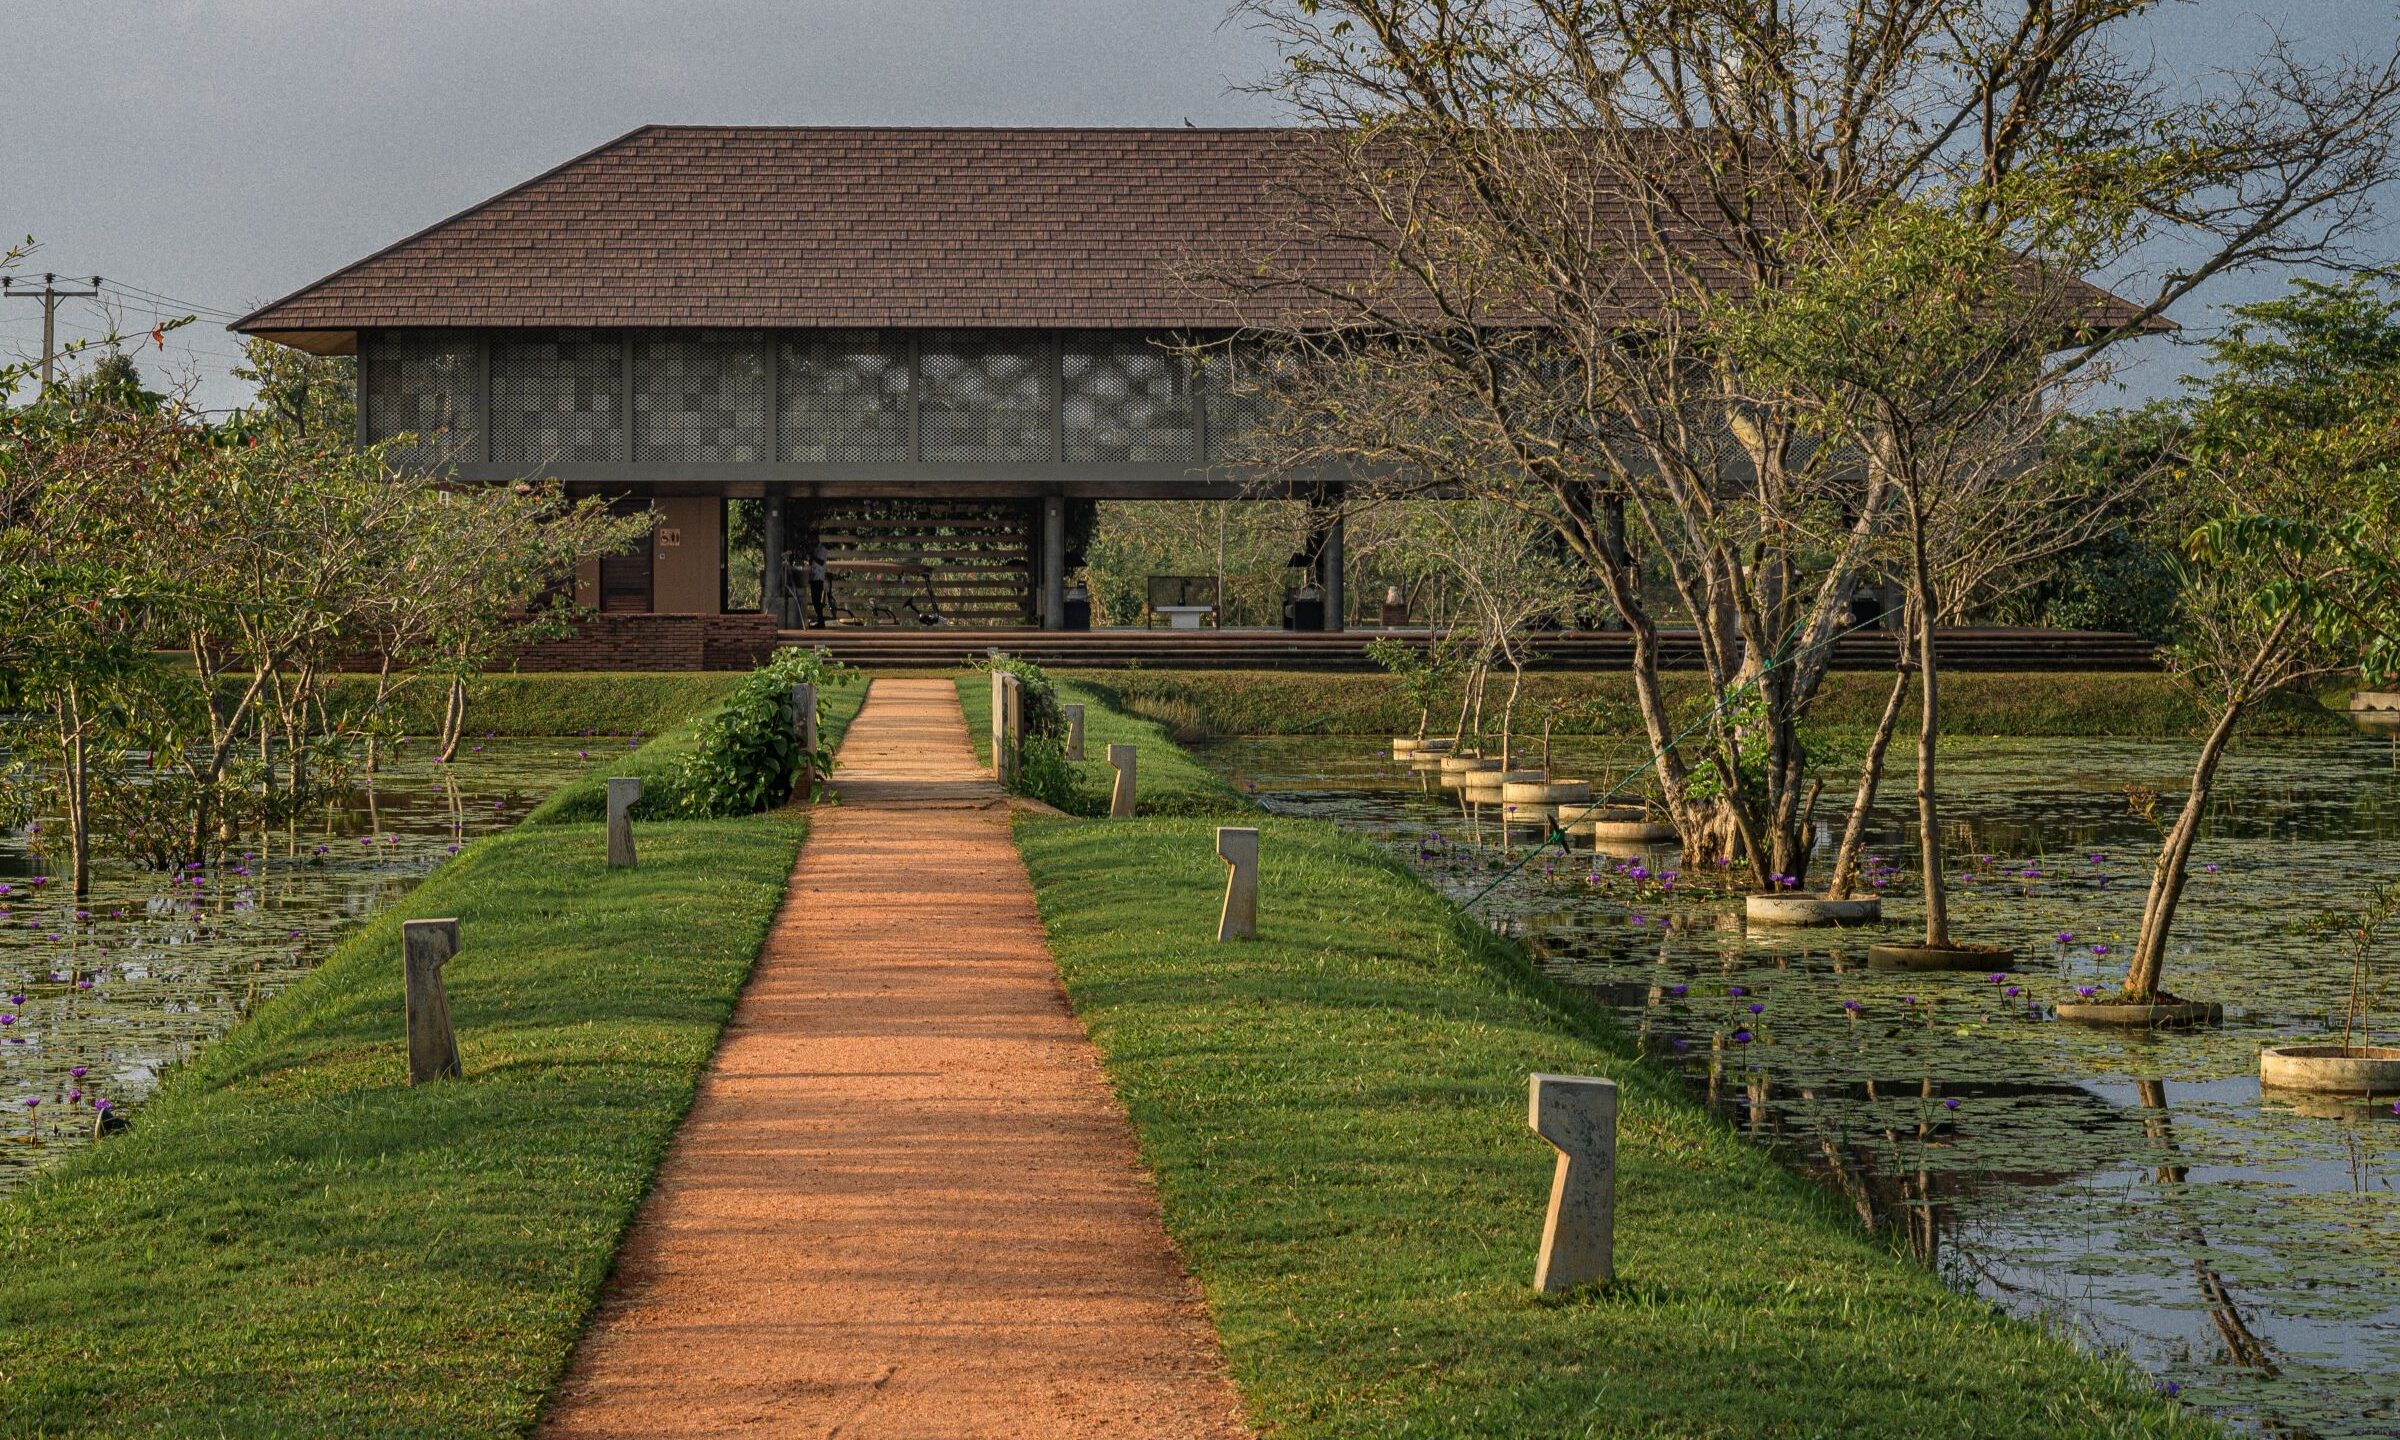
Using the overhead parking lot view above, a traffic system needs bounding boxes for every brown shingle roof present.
[233,126,1352,344]
[233,124,2163,349]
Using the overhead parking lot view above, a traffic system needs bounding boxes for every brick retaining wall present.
[508,613,780,672]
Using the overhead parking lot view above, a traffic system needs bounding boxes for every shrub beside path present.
[539,677,1250,1439]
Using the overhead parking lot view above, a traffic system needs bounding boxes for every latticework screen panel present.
[1061,334,1199,463]
[1200,342,1290,462]
[918,332,1051,463]
[634,332,770,463]
[780,332,910,463]
[363,332,480,468]
[491,332,623,466]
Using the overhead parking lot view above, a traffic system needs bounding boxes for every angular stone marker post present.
[790,680,819,802]
[990,671,1014,786]
[1108,743,1138,818]
[1216,826,1259,941]
[403,918,463,1085]
[1063,703,1085,761]
[606,777,642,869]
[1002,674,1023,784]
[1529,1072,1618,1290]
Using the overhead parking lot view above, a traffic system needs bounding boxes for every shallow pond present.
[1203,733,2400,1439]
[0,737,627,1189]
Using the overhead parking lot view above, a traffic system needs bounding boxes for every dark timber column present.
[1319,497,1347,632]
[1041,494,1067,631]
[763,495,787,627]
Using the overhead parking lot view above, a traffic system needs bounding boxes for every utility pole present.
[2,272,101,392]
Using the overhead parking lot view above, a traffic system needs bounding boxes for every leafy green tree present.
[2114,276,2400,1001]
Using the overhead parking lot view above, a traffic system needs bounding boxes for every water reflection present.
[1208,734,2400,1439]
[0,739,599,1188]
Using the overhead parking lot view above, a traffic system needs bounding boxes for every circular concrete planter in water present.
[1866,940,2016,972]
[1562,806,1649,832]
[1438,753,1495,773]
[2055,996,2224,1027]
[1541,779,1594,805]
[2349,691,2400,713]
[1747,893,1883,927]
[1499,779,1557,805]
[1581,819,1680,845]
[2259,1043,2400,1094]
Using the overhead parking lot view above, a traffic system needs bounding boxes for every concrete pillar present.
[1216,827,1259,941]
[1320,502,1346,632]
[1529,1072,1619,1290]
[402,919,462,1085]
[763,495,787,627]
[990,671,1011,785]
[1063,703,1085,761]
[1041,495,1067,631]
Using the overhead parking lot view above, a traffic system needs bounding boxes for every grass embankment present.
[1072,668,2352,741]
[317,671,745,738]
[0,812,807,1437]
[956,673,1251,816]
[1012,688,2214,1438]
[525,677,866,825]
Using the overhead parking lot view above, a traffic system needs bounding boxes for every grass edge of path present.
[1010,708,2219,1438]
[0,810,812,1437]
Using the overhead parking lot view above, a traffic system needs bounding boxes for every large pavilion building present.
[233,126,1369,663]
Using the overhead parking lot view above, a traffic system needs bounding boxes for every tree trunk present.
[59,685,92,900]
[2121,699,2247,999]
[1908,499,1950,948]
[438,675,468,762]
[1500,657,1524,770]
[1825,666,1912,900]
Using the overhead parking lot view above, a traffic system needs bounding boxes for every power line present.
[1,271,101,390]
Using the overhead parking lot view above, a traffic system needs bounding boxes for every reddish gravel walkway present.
[539,678,1250,1440]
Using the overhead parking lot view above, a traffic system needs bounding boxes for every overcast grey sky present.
[4,0,2394,414]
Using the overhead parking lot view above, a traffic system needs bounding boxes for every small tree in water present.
[2113,277,2400,1003]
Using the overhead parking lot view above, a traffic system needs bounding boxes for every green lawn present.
[957,672,1253,816]
[1015,817,2212,1438]
[0,813,808,1437]
[525,677,866,824]
[318,670,747,738]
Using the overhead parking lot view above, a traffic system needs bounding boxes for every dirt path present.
[538,677,1250,1440]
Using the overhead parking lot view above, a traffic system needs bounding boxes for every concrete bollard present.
[1528,1072,1618,1290]
[1002,673,1023,785]
[606,776,642,869]
[790,681,819,802]
[990,671,1012,786]
[403,918,463,1085]
[1108,743,1138,818]
[1216,826,1259,941]
[1063,703,1086,761]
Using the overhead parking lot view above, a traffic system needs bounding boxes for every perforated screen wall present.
[362,332,480,467]
[634,332,770,463]
[918,331,1052,463]
[1061,334,1199,463]
[491,332,623,465]
[370,329,1258,470]
[779,332,910,463]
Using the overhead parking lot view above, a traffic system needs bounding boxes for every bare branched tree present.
[1208,0,2400,890]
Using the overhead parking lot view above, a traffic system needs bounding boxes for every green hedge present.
[524,678,866,826]
[0,813,809,1436]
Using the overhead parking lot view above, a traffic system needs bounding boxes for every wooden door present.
[599,499,655,612]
